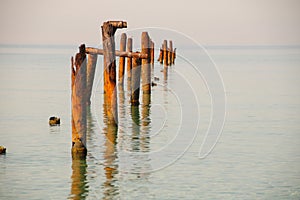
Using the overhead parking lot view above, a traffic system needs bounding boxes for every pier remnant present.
[141,32,151,94]
[86,54,98,105]
[102,21,127,126]
[71,44,87,157]
[118,33,127,87]
[131,56,142,106]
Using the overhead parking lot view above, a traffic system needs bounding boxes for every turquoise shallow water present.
[0,44,300,199]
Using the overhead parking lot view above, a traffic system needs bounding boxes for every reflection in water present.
[69,156,88,200]
[69,78,153,199]
[163,66,168,82]
[102,96,119,199]
[131,105,140,152]
[141,93,151,152]
[69,108,93,200]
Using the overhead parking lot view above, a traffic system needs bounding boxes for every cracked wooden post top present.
[106,21,127,28]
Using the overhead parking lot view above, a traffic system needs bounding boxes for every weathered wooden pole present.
[150,40,154,67]
[102,21,127,126]
[141,32,151,94]
[158,48,163,64]
[131,56,141,106]
[118,33,127,87]
[71,44,87,157]
[173,48,177,64]
[86,54,98,105]
[163,40,168,67]
[126,38,133,93]
[168,40,173,66]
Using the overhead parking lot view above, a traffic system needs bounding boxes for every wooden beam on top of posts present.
[85,47,148,58]
[101,20,127,126]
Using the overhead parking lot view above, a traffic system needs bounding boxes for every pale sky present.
[0,0,299,45]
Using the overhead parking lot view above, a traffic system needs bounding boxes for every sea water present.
[0,44,299,199]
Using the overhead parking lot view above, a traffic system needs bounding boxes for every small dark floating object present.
[151,82,157,87]
[0,146,6,154]
[154,77,159,81]
[49,116,60,126]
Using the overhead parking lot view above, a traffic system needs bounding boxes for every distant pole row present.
[158,40,176,66]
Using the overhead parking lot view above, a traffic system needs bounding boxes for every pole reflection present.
[69,157,89,200]
[102,94,119,200]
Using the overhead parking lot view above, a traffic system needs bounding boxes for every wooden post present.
[131,56,141,106]
[150,41,154,66]
[141,32,151,94]
[86,54,98,106]
[168,40,173,66]
[163,40,168,67]
[118,33,127,87]
[71,44,87,157]
[126,37,133,93]
[102,21,127,126]
[173,48,177,64]
[158,48,163,64]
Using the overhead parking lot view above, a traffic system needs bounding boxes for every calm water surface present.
[0,44,299,199]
